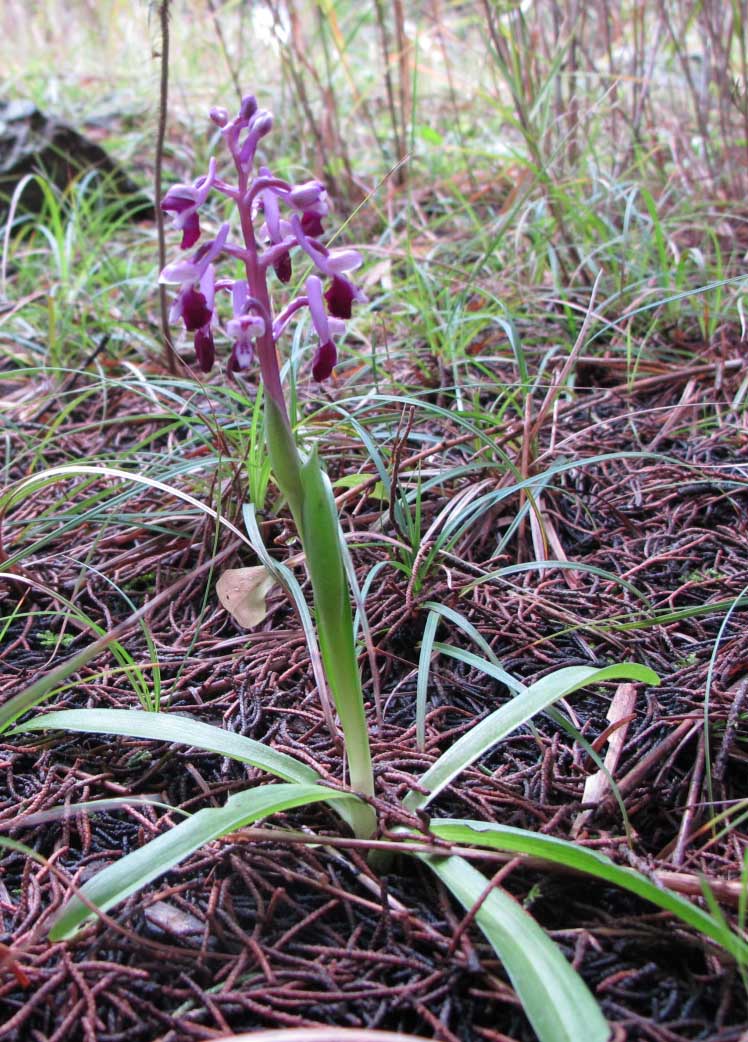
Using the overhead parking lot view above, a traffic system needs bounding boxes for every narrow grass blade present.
[417,601,526,751]
[0,548,238,734]
[461,559,652,605]
[426,820,748,964]
[423,854,609,1042]
[431,642,526,693]
[416,609,440,750]
[404,663,659,812]
[0,796,179,830]
[12,708,362,833]
[50,783,353,939]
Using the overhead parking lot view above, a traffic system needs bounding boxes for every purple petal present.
[229,339,254,371]
[324,276,355,320]
[327,249,362,274]
[312,340,337,382]
[160,257,202,284]
[306,276,330,343]
[180,212,201,250]
[161,189,195,214]
[240,95,258,122]
[181,287,212,331]
[199,264,215,310]
[194,328,215,372]
[232,279,248,317]
[288,180,326,210]
[301,212,325,237]
[273,250,292,284]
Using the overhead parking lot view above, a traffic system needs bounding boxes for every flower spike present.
[158,95,365,383]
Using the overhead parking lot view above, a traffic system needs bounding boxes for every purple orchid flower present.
[160,225,229,370]
[159,95,366,388]
[161,158,217,250]
[290,213,366,320]
[306,275,347,382]
[193,265,216,372]
[226,280,266,372]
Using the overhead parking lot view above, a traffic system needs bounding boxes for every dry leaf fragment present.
[572,683,637,837]
[216,566,276,629]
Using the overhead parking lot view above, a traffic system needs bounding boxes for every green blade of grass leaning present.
[422,854,609,1042]
[425,820,748,965]
[49,783,355,940]
[417,600,527,751]
[0,795,182,830]
[430,642,636,837]
[404,663,659,813]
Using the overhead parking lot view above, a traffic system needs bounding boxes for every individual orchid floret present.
[287,180,328,217]
[193,265,216,372]
[238,109,273,171]
[226,280,266,372]
[161,224,229,354]
[290,214,364,281]
[209,106,229,128]
[291,215,367,321]
[288,181,328,240]
[159,222,230,287]
[161,158,217,250]
[306,275,346,382]
[258,167,293,284]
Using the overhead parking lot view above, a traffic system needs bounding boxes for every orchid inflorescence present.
[159,94,366,385]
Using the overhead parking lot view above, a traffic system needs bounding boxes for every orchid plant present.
[5,95,747,1042]
[160,94,376,839]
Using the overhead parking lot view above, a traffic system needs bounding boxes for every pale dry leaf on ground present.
[216,566,277,629]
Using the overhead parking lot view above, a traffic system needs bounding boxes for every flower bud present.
[209,107,229,127]
[239,95,258,121]
[250,110,273,138]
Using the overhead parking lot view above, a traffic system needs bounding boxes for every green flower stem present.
[263,400,376,839]
[264,395,304,523]
[233,157,374,838]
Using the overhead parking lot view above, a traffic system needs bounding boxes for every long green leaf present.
[297,451,375,838]
[13,708,362,833]
[12,708,318,784]
[427,820,748,964]
[404,663,659,812]
[50,783,352,940]
[423,854,609,1042]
